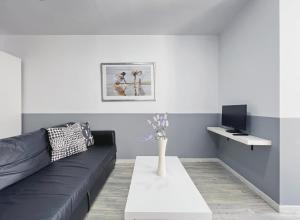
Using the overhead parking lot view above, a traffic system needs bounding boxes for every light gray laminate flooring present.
[85,162,300,220]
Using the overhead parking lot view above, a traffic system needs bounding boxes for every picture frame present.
[101,62,156,101]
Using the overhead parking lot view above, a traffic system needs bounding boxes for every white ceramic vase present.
[157,138,168,176]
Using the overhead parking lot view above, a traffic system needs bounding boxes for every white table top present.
[124,156,212,220]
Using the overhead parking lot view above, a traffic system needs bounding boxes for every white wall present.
[219,0,280,118]
[0,51,22,138]
[0,35,218,114]
[280,0,300,118]
[279,0,300,206]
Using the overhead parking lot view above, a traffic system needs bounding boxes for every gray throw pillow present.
[80,122,94,147]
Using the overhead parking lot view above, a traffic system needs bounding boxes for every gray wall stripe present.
[280,118,300,205]
[22,113,219,159]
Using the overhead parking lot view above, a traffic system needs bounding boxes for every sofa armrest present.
[91,130,116,146]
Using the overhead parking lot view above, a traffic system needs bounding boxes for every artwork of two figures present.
[101,63,155,101]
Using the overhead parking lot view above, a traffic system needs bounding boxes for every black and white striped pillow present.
[47,123,87,162]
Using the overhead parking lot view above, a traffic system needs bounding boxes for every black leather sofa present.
[0,128,116,220]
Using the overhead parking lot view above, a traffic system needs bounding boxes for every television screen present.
[222,105,247,131]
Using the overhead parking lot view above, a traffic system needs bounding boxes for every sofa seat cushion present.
[0,145,116,220]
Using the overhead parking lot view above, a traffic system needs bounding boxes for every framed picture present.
[101,62,156,101]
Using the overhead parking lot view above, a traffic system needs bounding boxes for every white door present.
[0,51,22,138]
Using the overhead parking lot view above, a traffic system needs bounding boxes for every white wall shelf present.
[207,127,272,150]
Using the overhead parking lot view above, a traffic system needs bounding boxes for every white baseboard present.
[279,205,300,214]
[214,159,300,214]
[216,159,280,212]
[180,158,219,163]
[116,159,135,164]
[116,157,300,214]
[116,157,219,164]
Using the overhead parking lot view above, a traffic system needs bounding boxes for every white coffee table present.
[124,156,212,220]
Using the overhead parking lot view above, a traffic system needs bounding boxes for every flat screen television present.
[222,105,247,133]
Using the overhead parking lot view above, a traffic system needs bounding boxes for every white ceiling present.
[0,0,249,35]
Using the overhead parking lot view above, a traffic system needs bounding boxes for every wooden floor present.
[85,161,300,220]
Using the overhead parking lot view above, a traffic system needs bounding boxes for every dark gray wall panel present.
[217,115,280,203]
[280,118,300,205]
[23,113,219,159]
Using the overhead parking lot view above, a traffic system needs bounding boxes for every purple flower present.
[145,113,169,140]
[143,134,154,142]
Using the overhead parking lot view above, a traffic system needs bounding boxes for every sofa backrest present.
[0,129,51,190]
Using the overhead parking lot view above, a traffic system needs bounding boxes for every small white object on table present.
[124,156,212,220]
